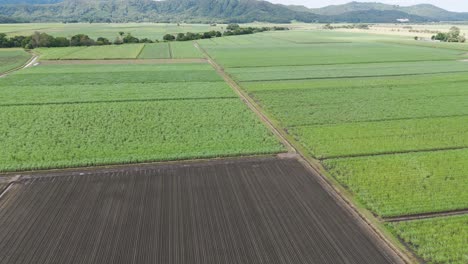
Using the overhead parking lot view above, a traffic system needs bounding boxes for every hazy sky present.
[265,0,468,12]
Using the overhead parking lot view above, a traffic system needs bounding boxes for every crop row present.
[290,116,468,159]
[228,60,468,82]
[241,72,468,93]
[249,82,468,126]
[0,64,221,86]
[0,82,236,106]
[169,42,204,59]
[0,99,283,172]
[323,149,468,217]
[387,215,468,264]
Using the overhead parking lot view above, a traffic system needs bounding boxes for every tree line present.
[0,25,288,49]
[0,32,155,49]
[163,24,288,41]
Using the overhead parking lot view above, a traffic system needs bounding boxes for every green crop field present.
[37,44,145,60]
[290,116,468,159]
[199,30,468,263]
[202,35,463,68]
[0,82,236,106]
[388,215,468,264]
[2,64,221,85]
[245,82,468,127]
[36,47,87,60]
[170,42,204,58]
[0,62,283,172]
[0,49,31,73]
[37,42,204,60]
[0,99,283,171]
[138,43,171,59]
[228,60,468,81]
[323,149,468,217]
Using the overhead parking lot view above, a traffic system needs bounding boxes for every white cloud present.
[265,0,468,12]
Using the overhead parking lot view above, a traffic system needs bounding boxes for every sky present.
[265,0,468,12]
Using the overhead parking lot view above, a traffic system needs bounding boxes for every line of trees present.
[163,24,288,41]
[1,25,289,49]
[0,32,155,49]
[432,27,466,43]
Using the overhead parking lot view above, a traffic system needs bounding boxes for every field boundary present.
[0,154,282,177]
[39,58,208,65]
[288,113,468,128]
[385,209,468,223]
[320,145,468,160]
[225,58,458,69]
[242,70,468,82]
[0,96,238,108]
[195,41,415,264]
[135,44,146,59]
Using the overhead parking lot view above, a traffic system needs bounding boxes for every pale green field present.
[36,41,204,60]
[0,23,227,40]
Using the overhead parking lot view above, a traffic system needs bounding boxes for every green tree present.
[163,34,175,41]
[176,33,186,41]
[96,37,110,45]
[227,24,240,31]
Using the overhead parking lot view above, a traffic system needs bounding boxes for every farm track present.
[39,58,207,65]
[195,42,412,264]
[0,158,404,264]
[0,96,238,107]
[194,43,296,154]
[384,209,468,223]
[0,51,38,77]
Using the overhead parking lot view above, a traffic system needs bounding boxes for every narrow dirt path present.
[194,42,297,154]
[195,41,414,264]
[0,51,38,78]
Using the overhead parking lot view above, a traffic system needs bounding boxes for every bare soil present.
[0,157,402,264]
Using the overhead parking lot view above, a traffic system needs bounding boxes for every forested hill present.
[0,0,467,23]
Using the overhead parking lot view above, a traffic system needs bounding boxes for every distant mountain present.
[0,0,324,23]
[0,0,63,4]
[0,0,468,23]
[298,2,468,22]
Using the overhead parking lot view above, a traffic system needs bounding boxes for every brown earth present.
[0,157,402,264]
